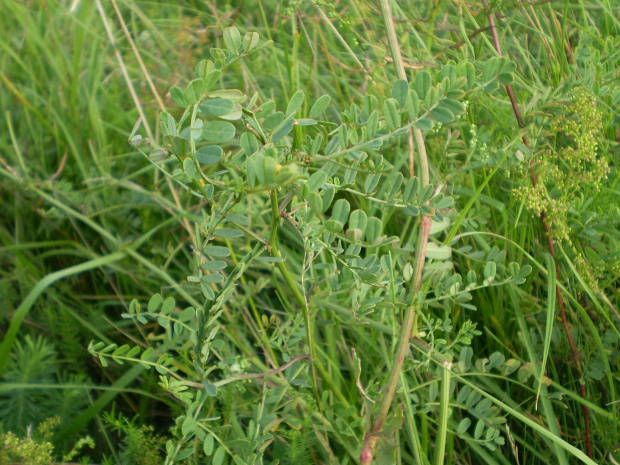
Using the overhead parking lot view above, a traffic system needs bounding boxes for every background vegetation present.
[0,0,618,464]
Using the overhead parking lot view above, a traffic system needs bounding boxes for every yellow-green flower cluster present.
[0,432,54,465]
[520,88,609,243]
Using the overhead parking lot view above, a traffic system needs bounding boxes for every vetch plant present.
[87,26,551,464]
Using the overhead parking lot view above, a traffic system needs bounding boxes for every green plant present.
[102,409,165,465]
[84,24,562,464]
[1,0,617,463]
[0,432,54,465]
[0,336,88,435]
[0,416,94,465]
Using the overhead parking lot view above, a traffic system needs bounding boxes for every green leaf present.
[324,219,344,233]
[195,59,211,79]
[308,192,322,213]
[386,172,403,199]
[349,209,368,231]
[176,448,194,460]
[223,27,241,54]
[201,282,215,300]
[392,79,409,108]
[148,294,162,312]
[415,118,433,131]
[203,434,215,456]
[240,132,259,156]
[204,380,218,396]
[306,171,328,192]
[164,112,177,136]
[170,86,187,107]
[271,117,295,142]
[227,213,250,226]
[112,344,129,357]
[263,112,284,131]
[483,57,501,81]
[474,420,485,439]
[191,119,204,141]
[414,71,432,99]
[404,205,420,216]
[338,124,348,148]
[440,64,457,83]
[484,81,499,93]
[178,307,195,322]
[202,274,225,284]
[209,89,246,103]
[242,32,259,52]
[214,228,243,238]
[183,158,198,179]
[196,145,223,165]
[519,265,532,278]
[233,456,247,465]
[431,107,454,124]
[203,69,222,92]
[256,256,284,263]
[433,195,455,210]
[457,418,471,434]
[426,243,452,260]
[488,352,506,370]
[484,261,497,279]
[406,92,420,120]
[322,188,335,212]
[184,79,204,105]
[382,98,400,130]
[168,136,189,158]
[126,346,141,358]
[182,417,198,437]
[498,72,514,85]
[309,95,331,119]
[457,62,475,89]
[365,217,383,244]
[441,98,465,115]
[204,246,231,257]
[213,446,225,465]
[331,198,351,224]
[295,118,317,126]
[366,110,379,138]
[161,297,176,314]
[364,173,381,193]
[199,98,235,117]
[141,347,154,361]
[430,217,451,235]
[403,176,419,203]
[501,60,517,74]
[202,260,227,271]
[202,121,235,143]
[286,90,305,116]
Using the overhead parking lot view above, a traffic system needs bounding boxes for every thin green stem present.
[434,361,453,465]
[269,191,349,406]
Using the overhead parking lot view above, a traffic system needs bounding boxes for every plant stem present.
[378,0,416,177]
[269,190,350,406]
[480,3,592,457]
[434,361,453,465]
[360,216,431,464]
[360,1,432,462]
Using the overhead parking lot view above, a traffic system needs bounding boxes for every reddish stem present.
[482,2,592,458]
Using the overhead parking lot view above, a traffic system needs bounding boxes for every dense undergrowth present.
[0,0,618,464]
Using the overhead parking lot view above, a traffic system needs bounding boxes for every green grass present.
[0,0,618,464]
